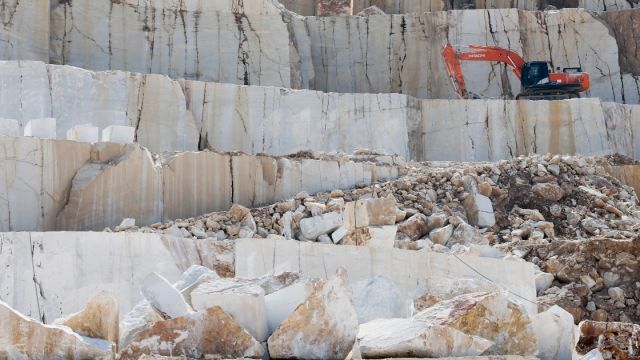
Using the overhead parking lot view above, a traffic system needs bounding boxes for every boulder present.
[464,194,496,227]
[228,203,251,222]
[532,182,565,201]
[351,276,410,324]
[427,213,448,232]
[430,224,454,245]
[354,196,397,227]
[532,305,575,360]
[121,266,217,348]
[0,301,113,359]
[414,292,537,355]
[190,278,269,342]
[120,306,264,359]
[54,291,119,345]
[265,281,313,334]
[140,272,192,318]
[267,268,358,359]
[397,213,429,240]
[576,320,640,359]
[447,223,487,247]
[358,318,493,358]
[535,271,555,294]
[299,211,342,240]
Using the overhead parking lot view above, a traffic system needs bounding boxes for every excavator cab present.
[521,62,550,87]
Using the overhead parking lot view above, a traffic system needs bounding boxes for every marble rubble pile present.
[107,154,640,335]
[122,154,640,245]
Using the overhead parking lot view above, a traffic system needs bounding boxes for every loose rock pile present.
[110,154,640,350]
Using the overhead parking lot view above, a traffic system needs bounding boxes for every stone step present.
[2,1,639,102]
[0,136,402,232]
[1,62,638,160]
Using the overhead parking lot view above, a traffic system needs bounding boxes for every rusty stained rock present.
[0,301,114,359]
[267,268,358,359]
[119,306,264,359]
[316,0,353,16]
[414,292,538,356]
[55,291,119,346]
[576,320,640,359]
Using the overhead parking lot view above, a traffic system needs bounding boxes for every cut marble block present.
[0,119,20,137]
[24,118,56,139]
[67,124,99,143]
[102,125,135,144]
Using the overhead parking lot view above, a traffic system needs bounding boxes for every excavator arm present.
[442,42,526,99]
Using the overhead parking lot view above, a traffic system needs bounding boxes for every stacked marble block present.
[0,118,135,144]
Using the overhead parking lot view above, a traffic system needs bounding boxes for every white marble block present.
[24,118,56,139]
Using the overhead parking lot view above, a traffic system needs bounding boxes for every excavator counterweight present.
[442,43,590,100]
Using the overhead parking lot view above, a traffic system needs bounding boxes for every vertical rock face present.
[120,306,264,359]
[37,1,640,102]
[0,301,114,359]
[54,292,119,346]
[0,1,49,61]
[50,0,292,86]
[56,145,163,231]
[162,152,232,220]
[0,137,92,231]
[267,269,359,359]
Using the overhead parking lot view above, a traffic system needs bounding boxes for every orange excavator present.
[442,43,590,100]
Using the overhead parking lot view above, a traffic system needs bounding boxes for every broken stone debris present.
[120,306,264,359]
[358,319,494,358]
[53,291,119,346]
[140,272,193,319]
[190,278,269,342]
[414,292,538,355]
[0,301,114,359]
[576,320,640,359]
[267,268,359,359]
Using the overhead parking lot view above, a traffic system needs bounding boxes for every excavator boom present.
[442,43,526,99]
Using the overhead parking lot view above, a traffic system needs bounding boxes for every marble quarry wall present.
[284,0,640,15]
[0,1,635,102]
[0,137,401,232]
[2,62,638,162]
[0,232,535,323]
